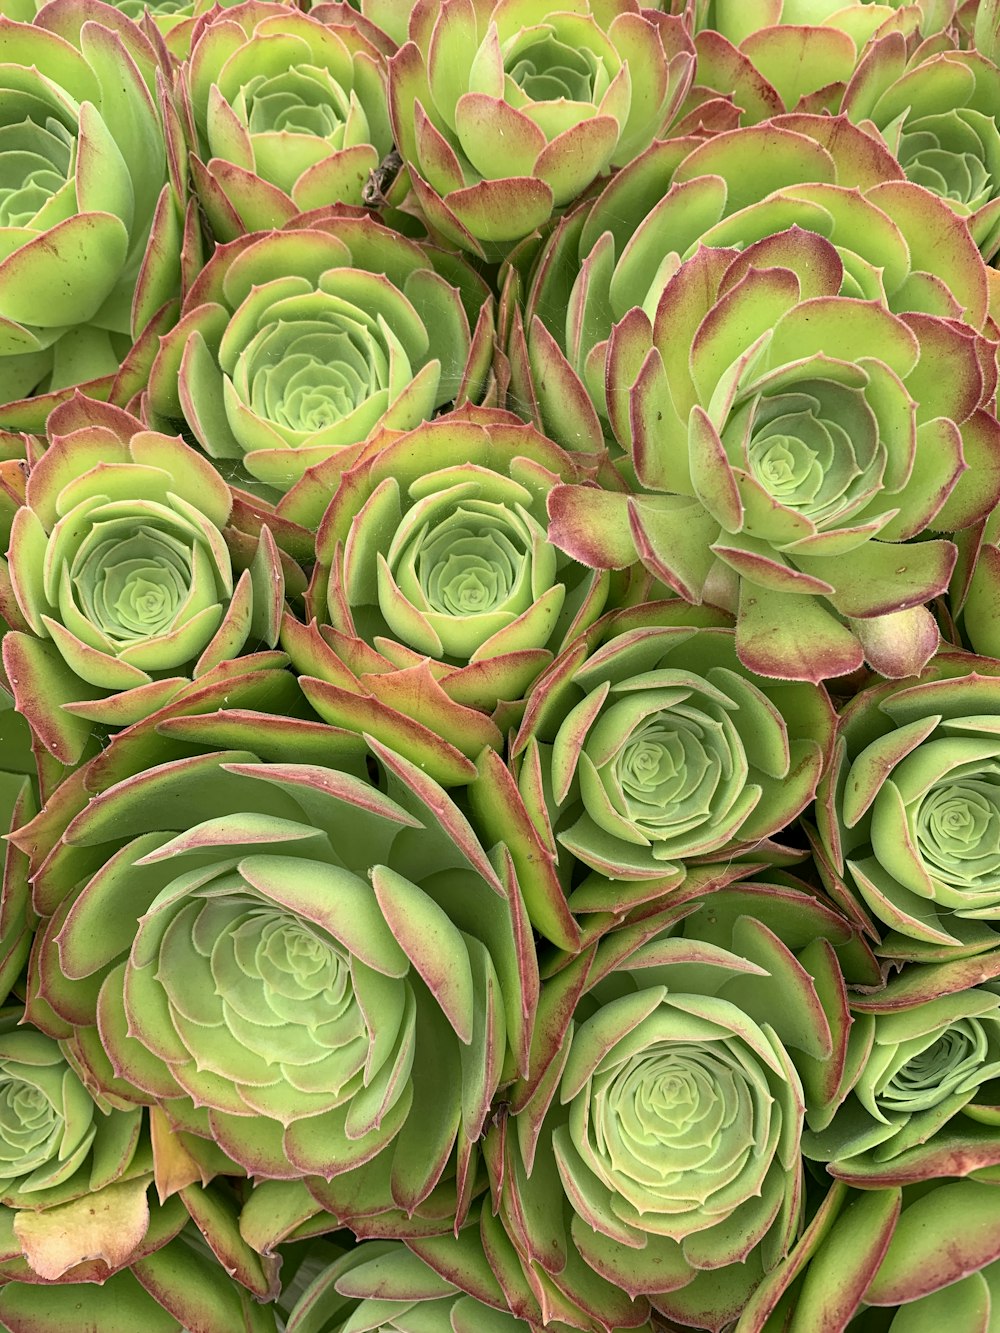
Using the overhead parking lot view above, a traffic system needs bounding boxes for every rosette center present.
[505,36,599,102]
[587,1039,767,1213]
[71,518,199,644]
[0,115,73,228]
[739,385,879,527]
[917,780,1000,887]
[876,1019,989,1114]
[0,1080,55,1148]
[244,68,351,142]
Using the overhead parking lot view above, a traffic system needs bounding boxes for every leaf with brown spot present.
[14,1176,151,1281]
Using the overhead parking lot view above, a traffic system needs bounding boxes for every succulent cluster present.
[2,0,1000,1329]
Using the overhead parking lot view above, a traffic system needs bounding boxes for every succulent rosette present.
[280,407,614,789]
[13,725,537,1223]
[544,221,1000,682]
[801,955,1000,1184]
[145,214,495,494]
[813,655,1000,958]
[386,0,695,257]
[0,1010,183,1299]
[1,397,287,766]
[181,2,397,241]
[0,0,190,431]
[0,1014,143,1211]
[480,880,878,1333]
[842,34,1000,260]
[506,113,994,458]
[470,605,833,951]
[736,1178,1000,1332]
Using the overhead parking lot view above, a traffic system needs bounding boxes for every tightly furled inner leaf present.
[61,508,227,658]
[577,683,749,857]
[506,32,601,104]
[133,869,413,1123]
[381,497,553,660]
[901,114,996,209]
[870,741,1000,903]
[914,774,1000,888]
[234,285,409,448]
[0,116,74,228]
[736,385,880,526]
[874,1019,992,1115]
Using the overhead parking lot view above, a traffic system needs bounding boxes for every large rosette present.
[478,879,878,1332]
[14,728,536,1226]
[546,224,999,681]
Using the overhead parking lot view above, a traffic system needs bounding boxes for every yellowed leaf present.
[150,1105,205,1203]
[14,1176,151,1280]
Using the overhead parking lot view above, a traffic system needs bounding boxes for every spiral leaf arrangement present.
[0,1,999,1330]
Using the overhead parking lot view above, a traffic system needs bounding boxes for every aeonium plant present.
[180,1,398,240]
[0,0,190,431]
[505,113,992,456]
[479,879,879,1333]
[280,406,619,795]
[0,1009,144,1214]
[11,719,538,1229]
[545,224,1000,682]
[803,953,1000,1185]
[2,397,288,766]
[470,598,834,948]
[812,653,1000,960]
[144,212,495,495]
[387,0,696,257]
[842,31,1000,259]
